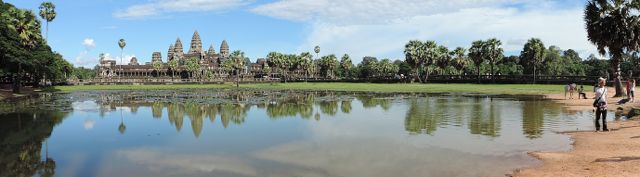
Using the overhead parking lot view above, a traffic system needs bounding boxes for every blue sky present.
[6,0,592,67]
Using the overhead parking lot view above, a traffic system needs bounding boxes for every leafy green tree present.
[358,56,378,79]
[520,38,546,83]
[585,0,640,97]
[38,2,55,41]
[4,7,42,93]
[266,51,283,79]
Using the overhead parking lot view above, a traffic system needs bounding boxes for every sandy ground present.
[0,87,41,101]
[515,87,640,177]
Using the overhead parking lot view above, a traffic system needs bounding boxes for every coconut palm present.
[585,0,640,97]
[5,9,42,93]
[485,38,503,83]
[404,40,424,83]
[38,2,56,41]
[451,47,468,75]
[185,57,199,79]
[469,40,486,83]
[340,54,353,78]
[520,38,546,84]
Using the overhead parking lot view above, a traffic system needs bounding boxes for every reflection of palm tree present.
[340,100,352,113]
[468,97,501,137]
[319,100,338,116]
[404,98,440,135]
[118,110,126,134]
[522,100,545,139]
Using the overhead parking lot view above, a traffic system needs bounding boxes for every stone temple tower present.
[168,44,175,61]
[188,31,203,54]
[207,45,216,57]
[220,40,229,58]
[173,38,183,60]
[152,52,162,63]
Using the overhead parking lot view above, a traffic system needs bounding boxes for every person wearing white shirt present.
[593,77,608,132]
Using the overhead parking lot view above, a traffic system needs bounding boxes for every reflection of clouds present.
[83,118,96,130]
[72,101,101,112]
[254,140,533,177]
[116,148,257,176]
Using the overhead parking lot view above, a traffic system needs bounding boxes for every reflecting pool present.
[0,90,606,177]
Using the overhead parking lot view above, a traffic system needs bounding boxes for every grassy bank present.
[52,83,565,95]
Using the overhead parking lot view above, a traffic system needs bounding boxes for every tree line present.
[0,1,72,93]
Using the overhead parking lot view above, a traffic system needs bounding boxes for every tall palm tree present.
[435,45,450,75]
[6,9,42,93]
[452,47,468,75]
[266,51,282,82]
[340,54,352,78]
[38,2,56,41]
[300,52,313,81]
[469,40,486,84]
[484,38,503,83]
[314,45,320,58]
[585,0,640,97]
[168,59,178,80]
[422,41,439,82]
[520,38,546,84]
[404,40,424,83]
[118,38,126,81]
[230,50,246,88]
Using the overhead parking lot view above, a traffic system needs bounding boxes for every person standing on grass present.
[594,77,608,132]
[631,79,636,102]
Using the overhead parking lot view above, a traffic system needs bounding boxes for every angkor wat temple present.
[97,31,266,80]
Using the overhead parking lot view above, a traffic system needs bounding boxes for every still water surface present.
[0,90,606,177]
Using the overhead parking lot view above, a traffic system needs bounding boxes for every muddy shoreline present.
[515,87,640,177]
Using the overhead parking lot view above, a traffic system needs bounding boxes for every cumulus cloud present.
[83,38,96,49]
[252,0,596,62]
[84,119,96,130]
[114,0,252,19]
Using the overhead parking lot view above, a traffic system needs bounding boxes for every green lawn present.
[52,83,565,95]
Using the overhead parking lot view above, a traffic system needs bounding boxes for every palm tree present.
[340,54,353,78]
[299,52,313,81]
[585,0,640,97]
[520,38,546,84]
[152,61,163,78]
[435,45,450,75]
[422,41,439,82]
[266,52,282,83]
[38,2,56,41]
[484,38,503,83]
[469,40,485,84]
[229,50,246,88]
[118,39,126,82]
[452,47,468,75]
[185,57,199,80]
[168,59,178,80]
[319,54,338,79]
[404,40,424,83]
[6,9,42,93]
[314,45,320,58]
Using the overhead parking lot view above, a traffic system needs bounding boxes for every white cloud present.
[83,38,96,49]
[252,0,597,62]
[114,0,252,19]
[83,119,96,130]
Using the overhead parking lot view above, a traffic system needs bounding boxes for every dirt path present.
[515,87,640,177]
